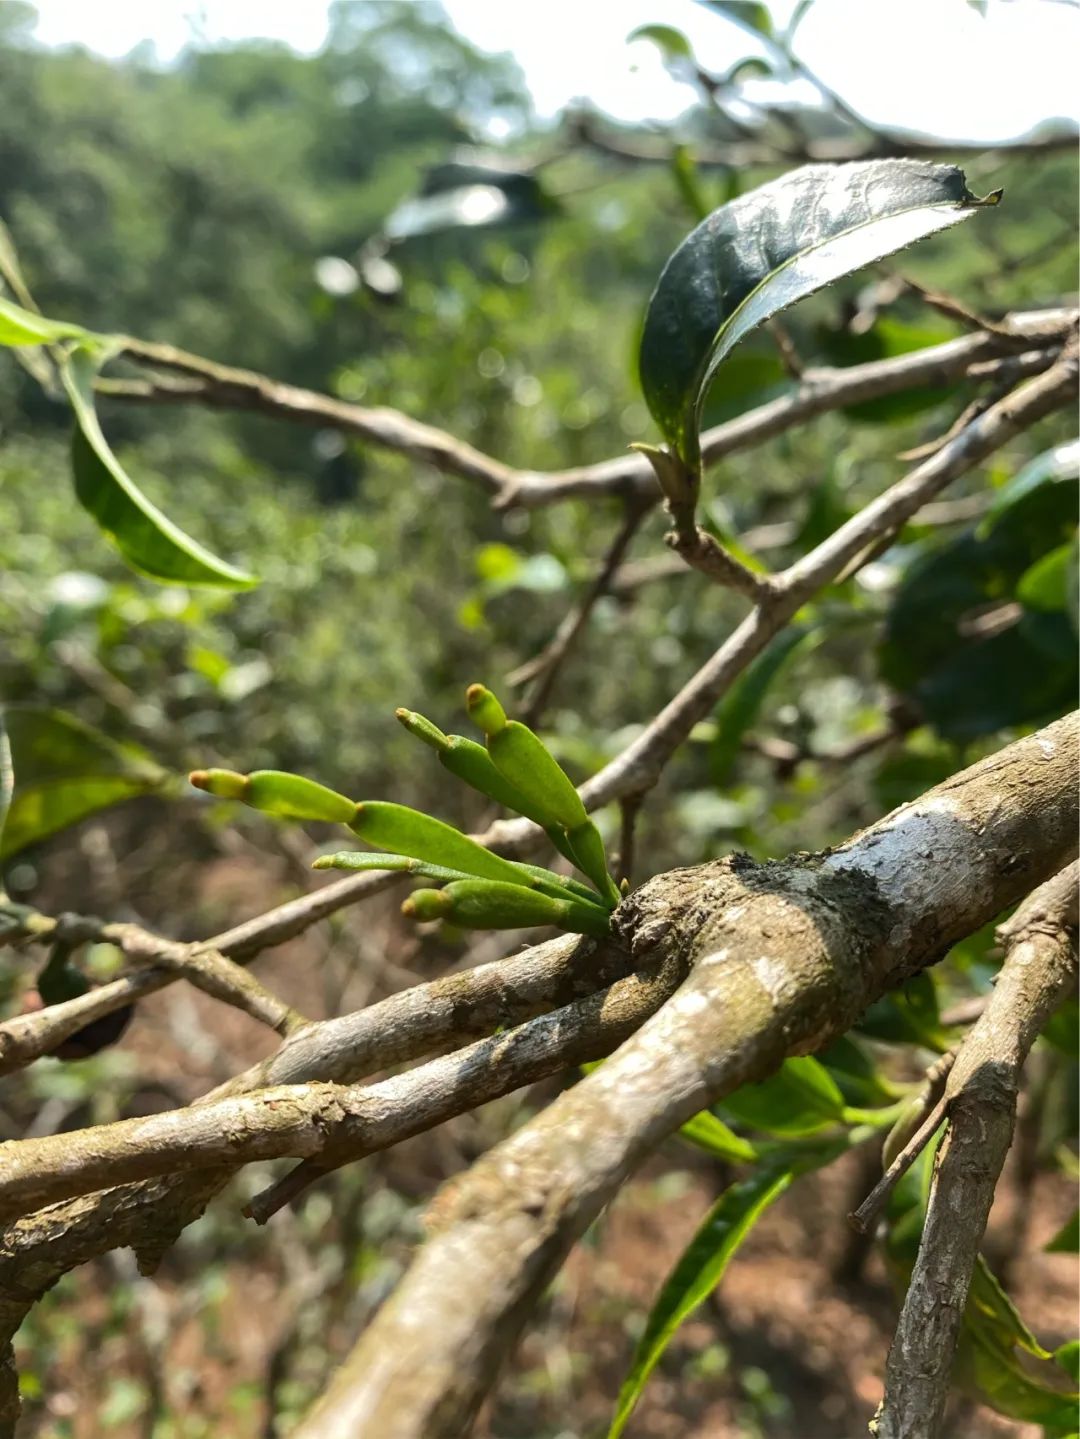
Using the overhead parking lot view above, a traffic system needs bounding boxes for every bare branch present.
[0,950,686,1223]
[874,861,1079,1439]
[98,310,1075,512]
[290,715,1079,1438]
[509,496,652,721]
[0,909,305,1071]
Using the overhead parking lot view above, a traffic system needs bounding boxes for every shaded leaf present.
[1,708,167,861]
[881,472,1078,739]
[1045,1211,1079,1255]
[61,347,256,589]
[678,1110,759,1164]
[608,1164,793,1438]
[711,625,817,785]
[720,1055,846,1137]
[610,1130,852,1438]
[639,161,998,469]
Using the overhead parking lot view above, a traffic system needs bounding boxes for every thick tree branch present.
[874,861,1079,1439]
[0,951,687,1223]
[291,714,1078,1439]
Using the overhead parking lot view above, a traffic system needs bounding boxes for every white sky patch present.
[26,0,1079,142]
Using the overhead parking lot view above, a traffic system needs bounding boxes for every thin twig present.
[510,496,652,722]
[0,951,686,1223]
[98,311,1075,511]
[874,862,1079,1439]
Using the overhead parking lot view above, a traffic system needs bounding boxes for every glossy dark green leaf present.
[720,1055,846,1137]
[881,474,1078,739]
[608,1164,793,1438]
[60,347,256,589]
[639,161,998,469]
[0,707,168,860]
[980,441,1079,533]
[0,294,87,347]
[711,625,817,785]
[402,878,612,938]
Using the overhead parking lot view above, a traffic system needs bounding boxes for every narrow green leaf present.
[0,294,87,347]
[394,708,451,751]
[60,347,256,589]
[402,878,612,938]
[486,721,588,830]
[565,818,621,907]
[349,801,539,888]
[608,1165,793,1438]
[639,160,1000,469]
[1,707,167,860]
[465,683,508,736]
[313,851,476,883]
[511,861,613,910]
[678,1110,759,1164]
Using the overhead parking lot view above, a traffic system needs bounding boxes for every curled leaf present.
[61,347,256,589]
[639,160,1000,470]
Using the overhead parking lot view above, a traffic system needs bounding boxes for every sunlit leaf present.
[60,347,256,589]
[350,800,541,888]
[0,294,87,347]
[639,161,999,469]
[0,708,168,860]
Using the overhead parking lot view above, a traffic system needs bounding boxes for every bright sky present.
[27,0,1080,143]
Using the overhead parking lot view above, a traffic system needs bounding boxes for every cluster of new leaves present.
[191,684,620,938]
